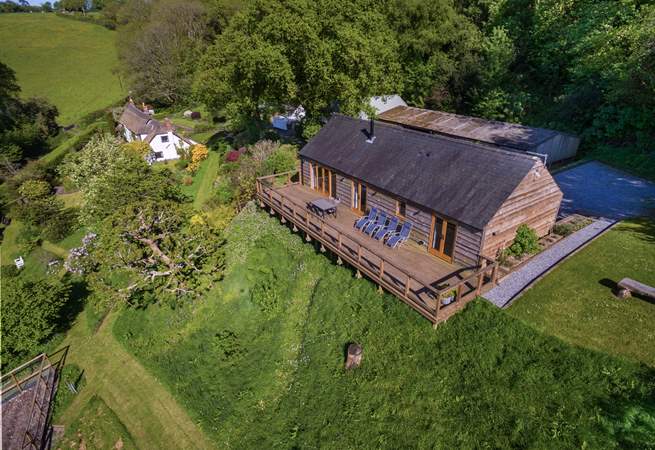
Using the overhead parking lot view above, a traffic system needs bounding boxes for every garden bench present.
[616,278,655,300]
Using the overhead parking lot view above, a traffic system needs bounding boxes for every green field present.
[508,219,655,367]
[109,205,655,448]
[0,13,122,125]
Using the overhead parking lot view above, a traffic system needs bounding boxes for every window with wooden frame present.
[396,200,407,218]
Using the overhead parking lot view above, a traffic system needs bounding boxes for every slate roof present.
[300,115,540,230]
[118,103,174,142]
[379,106,563,151]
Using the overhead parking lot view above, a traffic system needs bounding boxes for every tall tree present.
[117,0,209,104]
[195,0,403,129]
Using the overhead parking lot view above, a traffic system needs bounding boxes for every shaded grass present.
[60,395,137,450]
[114,205,655,448]
[508,219,655,367]
[0,14,122,125]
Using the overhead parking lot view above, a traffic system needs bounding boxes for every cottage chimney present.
[366,119,376,144]
[163,118,173,131]
[142,102,147,112]
[128,97,134,104]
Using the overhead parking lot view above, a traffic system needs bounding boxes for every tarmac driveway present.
[554,161,655,220]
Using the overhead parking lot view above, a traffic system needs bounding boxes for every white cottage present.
[117,102,196,162]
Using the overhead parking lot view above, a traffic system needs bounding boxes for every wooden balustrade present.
[256,172,498,325]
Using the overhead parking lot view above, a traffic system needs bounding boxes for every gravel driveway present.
[554,161,655,219]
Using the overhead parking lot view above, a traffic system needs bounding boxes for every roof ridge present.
[333,114,541,164]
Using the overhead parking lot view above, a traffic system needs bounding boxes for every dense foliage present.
[0,62,59,172]
[1,272,71,369]
[59,134,226,307]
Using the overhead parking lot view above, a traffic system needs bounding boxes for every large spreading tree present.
[195,0,406,130]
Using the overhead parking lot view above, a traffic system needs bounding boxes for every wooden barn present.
[256,114,563,324]
[379,106,580,164]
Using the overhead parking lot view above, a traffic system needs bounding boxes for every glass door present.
[311,164,334,197]
[351,182,367,214]
[429,214,457,263]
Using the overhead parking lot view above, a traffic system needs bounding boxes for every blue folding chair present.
[364,211,387,235]
[373,216,399,241]
[386,222,412,248]
[354,207,378,230]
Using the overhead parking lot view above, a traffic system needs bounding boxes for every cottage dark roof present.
[300,115,540,230]
[379,106,562,151]
[118,103,174,142]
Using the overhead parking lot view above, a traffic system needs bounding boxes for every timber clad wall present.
[301,157,483,267]
[480,161,562,258]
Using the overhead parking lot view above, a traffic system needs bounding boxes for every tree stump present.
[345,343,362,370]
[616,288,631,299]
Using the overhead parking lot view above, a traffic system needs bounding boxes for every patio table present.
[308,198,339,218]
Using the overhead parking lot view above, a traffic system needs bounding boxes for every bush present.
[264,145,298,174]
[187,144,209,173]
[182,176,194,186]
[507,224,540,257]
[175,158,189,170]
[42,208,79,242]
[553,223,575,237]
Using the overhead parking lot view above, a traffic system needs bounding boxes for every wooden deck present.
[256,172,499,325]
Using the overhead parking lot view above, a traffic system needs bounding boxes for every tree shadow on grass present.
[57,276,89,334]
[614,217,655,245]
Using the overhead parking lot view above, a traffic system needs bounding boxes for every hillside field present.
[0,13,122,125]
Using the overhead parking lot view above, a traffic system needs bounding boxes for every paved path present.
[485,218,615,308]
[555,161,655,219]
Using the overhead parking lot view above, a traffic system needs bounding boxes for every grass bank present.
[508,218,655,367]
[0,13,122,125]
[113,205,655,448]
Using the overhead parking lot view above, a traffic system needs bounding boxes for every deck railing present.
[256,171,498,324]
[1,347,69,449]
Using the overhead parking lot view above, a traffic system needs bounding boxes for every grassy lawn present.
[508,219,655,367]
[0,14,122,125]
[112,205,655,448]
[0,219,22,266]
[59,395,137,450]
[180,151,220,208]
[54,309,215,449]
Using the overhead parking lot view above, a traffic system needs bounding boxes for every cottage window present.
[396,200,406,218]
[161,135,169,143]
[153,151,164,159]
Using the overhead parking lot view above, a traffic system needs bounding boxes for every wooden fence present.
[256,171,498,325]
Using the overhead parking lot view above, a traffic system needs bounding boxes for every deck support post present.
[405,275,411,297]
[305,233,311,242]
[292,225,298,232]
[337,256,343,265]
[281,217,286,224]
[475,272,484,296]
[356,270,362,279]
[259,200,264,208]
[270,207,275,215]
[378,285,383,295]
[491,263,499,285]
[320,244,326,253]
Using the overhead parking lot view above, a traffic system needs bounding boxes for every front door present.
[429,214,457,262]
[351,181,367,215]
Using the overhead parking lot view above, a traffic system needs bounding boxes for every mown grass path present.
[193,152,220,209]
[57,310,215,450]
